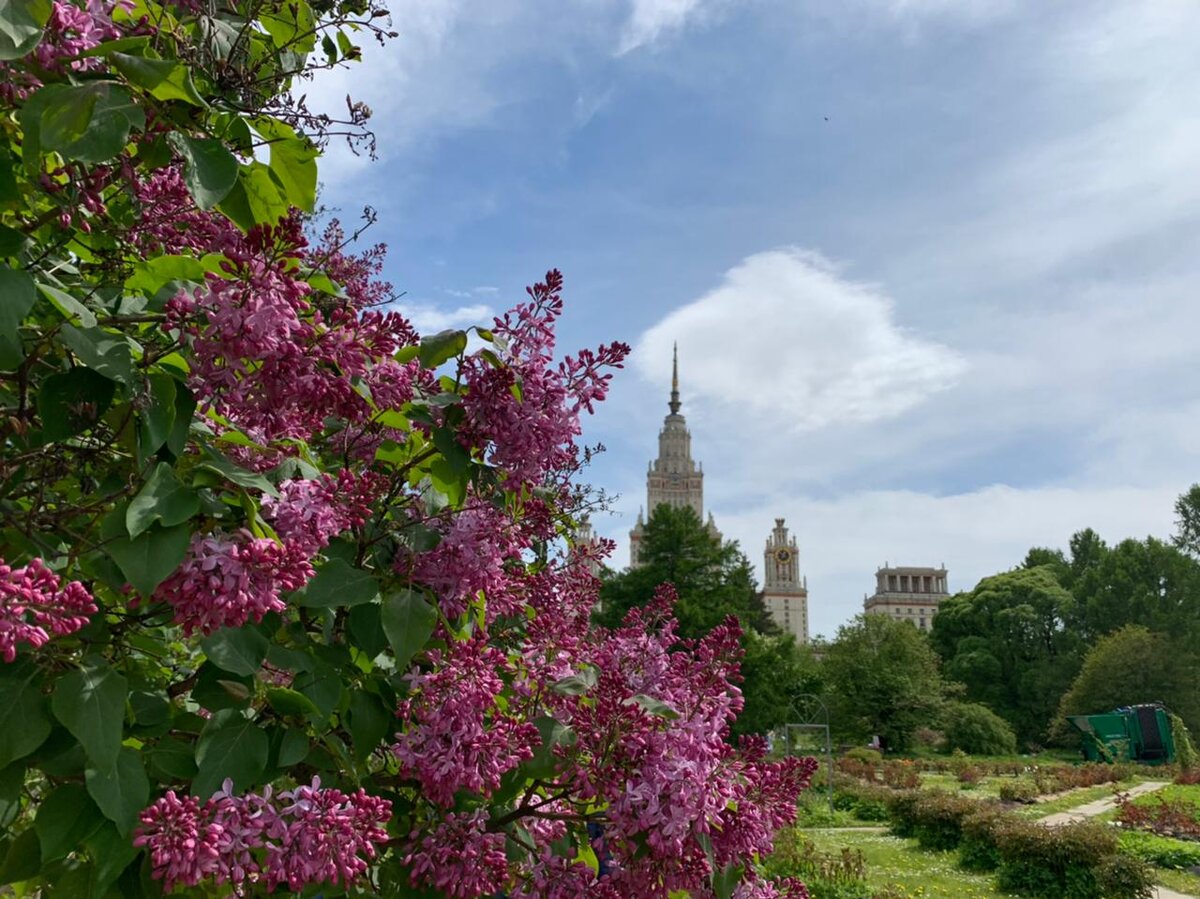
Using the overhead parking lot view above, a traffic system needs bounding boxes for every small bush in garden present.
[880,760,921,790]
[957,764,983,786]
[907,791,988,851]
[943,701,1019,756]
[1115,791,1200,839]
[1093,855,1155,899]
[845,747,884,765]
[999,779,1041,804]
[958,807,1008,872]
[833,784,893,821]
[885,790,925,838]
[1119,830,1200,869]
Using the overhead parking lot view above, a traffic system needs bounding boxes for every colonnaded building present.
[629,346,811,644]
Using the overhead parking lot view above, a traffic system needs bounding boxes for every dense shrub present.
[943,701,1019,756]
[845,747,884,764]
[993,820,1153,899]
[958,807,1008,871]
[907,792,992,850]
[1119,831,1200,869]
[833,784,893,822]
[999,779,1041,804]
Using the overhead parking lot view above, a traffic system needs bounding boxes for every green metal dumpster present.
[1067,703,1176,765]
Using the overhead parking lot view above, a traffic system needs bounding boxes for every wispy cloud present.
[636,249,965,430]
[398,301,493,334]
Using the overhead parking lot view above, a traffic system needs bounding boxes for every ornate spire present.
[668,342,681,415]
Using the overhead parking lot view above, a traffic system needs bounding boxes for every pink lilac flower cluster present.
[135,777,391,894]
[0,557,97,662]
[404,810,509,898]
[0,0,126,103]
[141,184,421,449]
[461,270,629,488]
[261,469,380,556]
[392,637,539,806]
[408,498,529,621]
[153,531,311,635]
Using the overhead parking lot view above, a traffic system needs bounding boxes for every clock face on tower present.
[774,548,792,563]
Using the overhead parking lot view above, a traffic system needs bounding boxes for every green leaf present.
[37,281,96,327]
[0,668,52,767]
[418,329,468,369]
[193,718,268,799]
[217,162,287,230]
[198,446,278,495]
[39,82,143,164]
[381,588,438,671]
[138,372,178,455]
[267,135,318,212]
[0,266,35,334]
[201,625,269,677]
[298,559,379,609]
[57,324,135,385]
[266,687,320,718]
[191,662,251,712]
[277,728,308,766]
[552,668,598,696]
[35,783,103,862]
[0,828,40,885]
[347,691,391,763]
[166,379,195,457]
[712,862,744,899]
[103,522,190,597]
[0,0,51,60]
[51,662,127,769]
[125,254,208,295]
[146,735,197,780]
[623,693,680,720]
[126,462,198,537]
[293,664,342,721]
[167,133,239,210]
[85,747,149,835]
[523,715,574,779]
[111,52,205,105]
[348,603,388,659]
[84,821,141,896]
[37,367,115,441]
[0,265,33,369]
[260,0,315,52]
[429,457,467,507]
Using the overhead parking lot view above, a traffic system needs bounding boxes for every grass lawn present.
[1155,867,1200,896]
[802,828,1019,899]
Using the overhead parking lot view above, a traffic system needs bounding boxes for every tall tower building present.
[630,345,717,565]
[762,518,809,643]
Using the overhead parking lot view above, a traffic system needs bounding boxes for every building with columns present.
[863,564,949,632]
[629,345,719,565]
[762,518,809,643]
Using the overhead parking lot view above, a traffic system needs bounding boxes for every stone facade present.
[762,518,809,644]
[630,345,719,565]
[863,564,948,631]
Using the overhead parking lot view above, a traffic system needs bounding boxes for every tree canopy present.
[823,613,947,752]
[931,566,1084,747]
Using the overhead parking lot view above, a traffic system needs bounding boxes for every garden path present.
[1035,781,1194,899]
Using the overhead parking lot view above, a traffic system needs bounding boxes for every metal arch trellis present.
[779,693,834,812]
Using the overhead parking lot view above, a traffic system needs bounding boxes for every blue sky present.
[310,0,1200,638]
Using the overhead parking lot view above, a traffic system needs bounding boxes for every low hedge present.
[880,789,1155,899]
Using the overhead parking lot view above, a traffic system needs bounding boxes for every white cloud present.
[397,301,493,333]
[618,0,713,53]
[635,249,965,430]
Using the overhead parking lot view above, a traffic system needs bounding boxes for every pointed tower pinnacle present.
[668,342,681,415]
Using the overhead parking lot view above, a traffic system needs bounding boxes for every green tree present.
[823,613,947,752]
[942,701,1018,756]
[598,504,773,637]
[930,566,1083,747]
[1051,625,1200,743]
[1173,484,1200,558]
[735,631,823,739]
